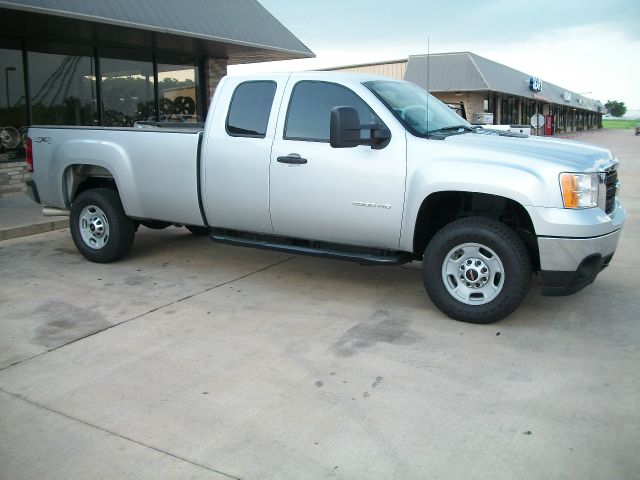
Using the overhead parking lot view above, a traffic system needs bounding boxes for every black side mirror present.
[330,106,362,148]
[330,106,391,150]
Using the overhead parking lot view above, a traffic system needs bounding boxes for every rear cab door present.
[201,74,289,233]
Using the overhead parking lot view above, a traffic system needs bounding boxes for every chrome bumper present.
[537,229,622,296]
[538,229,622,271]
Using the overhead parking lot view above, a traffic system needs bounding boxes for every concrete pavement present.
[0,128,638,479]
[0,194,68,241]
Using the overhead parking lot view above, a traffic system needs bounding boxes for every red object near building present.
[545,115,552,135]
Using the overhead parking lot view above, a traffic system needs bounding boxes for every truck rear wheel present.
[423,217,531,323]
[70,188,135,263]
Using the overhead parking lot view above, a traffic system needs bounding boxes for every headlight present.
[560,173,599,208]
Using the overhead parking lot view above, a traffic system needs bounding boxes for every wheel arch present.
[50,138,132,209]
[412,191,539,270]
[63,164,119,207]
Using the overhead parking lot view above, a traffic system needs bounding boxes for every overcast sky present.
[229,0,640,110]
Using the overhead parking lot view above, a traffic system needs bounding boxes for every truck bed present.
[28,125,205,226]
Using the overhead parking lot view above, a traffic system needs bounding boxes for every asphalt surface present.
[0,129,638,479]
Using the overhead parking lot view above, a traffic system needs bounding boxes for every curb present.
[0,219,69,241]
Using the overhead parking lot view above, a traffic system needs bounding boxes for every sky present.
[229,0,640,111]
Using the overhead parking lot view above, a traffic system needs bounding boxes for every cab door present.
[202,75,288,233]
[269,77,406,250]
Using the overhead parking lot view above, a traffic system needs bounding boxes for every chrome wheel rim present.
[79,205,110,249]
[441,242,505,305]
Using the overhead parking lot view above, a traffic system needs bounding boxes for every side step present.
[210,230,413,266]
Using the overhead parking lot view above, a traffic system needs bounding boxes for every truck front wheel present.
[70,188,135,263]
[423,217,531,323]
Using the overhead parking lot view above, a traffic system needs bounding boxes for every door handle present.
[277,153,307,164]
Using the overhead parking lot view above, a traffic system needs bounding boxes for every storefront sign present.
[562,91,572,102]
[529,77,542,92]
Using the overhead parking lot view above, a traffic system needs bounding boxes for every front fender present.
[399,154,557,252]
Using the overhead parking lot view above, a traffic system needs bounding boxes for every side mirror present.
[330,106,362,148]
[330,106,391,150]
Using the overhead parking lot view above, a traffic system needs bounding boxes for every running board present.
[211,232,413,266]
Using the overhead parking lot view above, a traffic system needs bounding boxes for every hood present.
[442,132,615,172]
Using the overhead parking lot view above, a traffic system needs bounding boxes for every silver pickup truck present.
[26,72,625,323]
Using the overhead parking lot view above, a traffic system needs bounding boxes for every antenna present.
[427,36,430,92]
[427,36,430,132]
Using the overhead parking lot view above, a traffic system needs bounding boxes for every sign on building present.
[529,77,542,92]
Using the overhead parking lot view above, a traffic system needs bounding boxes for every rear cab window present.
[226,81,277,137]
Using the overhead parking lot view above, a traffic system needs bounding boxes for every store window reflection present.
[101,56,154,126]
[1,48,27,160]
[28,51,97,126]
[157,62,200,122]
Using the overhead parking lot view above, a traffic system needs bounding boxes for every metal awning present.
[0,0,314,63]
[405,52,602,112]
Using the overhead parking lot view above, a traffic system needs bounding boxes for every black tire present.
[70,188,135,263]
[423,217,532,323]
[185,225,210,236]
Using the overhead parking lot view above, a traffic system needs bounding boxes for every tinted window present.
[285,81,378,141]
[226,81,276,137]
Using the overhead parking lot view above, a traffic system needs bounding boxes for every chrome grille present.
[604,167,618,214]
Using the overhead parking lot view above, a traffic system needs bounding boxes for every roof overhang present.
[0,1,314,64]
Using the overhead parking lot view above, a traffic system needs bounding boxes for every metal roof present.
[405,52,602,112]
[0,0,314,63]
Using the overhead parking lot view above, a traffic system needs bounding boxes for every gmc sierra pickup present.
[25,72,625,323]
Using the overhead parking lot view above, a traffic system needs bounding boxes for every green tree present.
[605,100,627,117]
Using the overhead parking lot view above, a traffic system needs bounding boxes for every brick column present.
[462,93,486,123]
[203,57,228,113]
[0,159,28,198]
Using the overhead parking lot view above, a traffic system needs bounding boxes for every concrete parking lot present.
[1,129,638,479]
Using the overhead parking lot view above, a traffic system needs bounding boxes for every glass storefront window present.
[157,62,200,123]
[558,107,566,131]
[500,97,517,125]
[28,51,98,126]
[521,100,534,125]
[1,42,202,130]
[0,47,27,160]
[101,55,154,126]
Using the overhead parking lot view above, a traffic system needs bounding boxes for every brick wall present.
[0,157,28,198]
[433,92,486,124]
[203,57,228,109]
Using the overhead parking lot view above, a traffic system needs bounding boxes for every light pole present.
[5,66,16,108]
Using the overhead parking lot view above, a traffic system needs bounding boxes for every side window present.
[226,81,277,137]
[284,81,379,142]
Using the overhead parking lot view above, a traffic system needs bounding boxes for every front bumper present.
[538,229,622,295]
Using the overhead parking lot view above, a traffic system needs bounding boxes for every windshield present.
[364,80,472,137]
